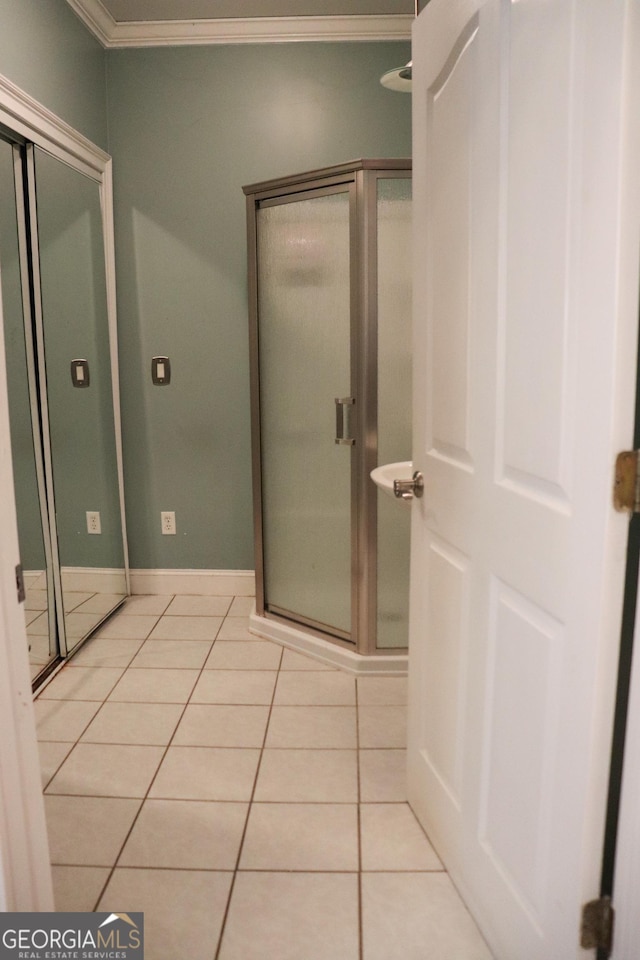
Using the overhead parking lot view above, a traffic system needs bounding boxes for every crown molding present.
[65,0,412,47]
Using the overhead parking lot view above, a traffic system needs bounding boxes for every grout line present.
[213,638,284,960]
[86,594,220,909]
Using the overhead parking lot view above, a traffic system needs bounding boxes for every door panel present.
[32,147,127,653]
[407,0,639,957]
[257,189,352,637]
[0,140,56,679]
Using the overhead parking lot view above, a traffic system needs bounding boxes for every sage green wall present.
[0,0,107,149]
[107,42,411,570]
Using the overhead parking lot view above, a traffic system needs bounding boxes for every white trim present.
[66,0,116,45]
[66,0,412,47]
[0,70,108,179]
[60,567,129,593]
[250,611,408,676]
[130,568,256,596]
[0,228,53,909]
[101,160,131,596]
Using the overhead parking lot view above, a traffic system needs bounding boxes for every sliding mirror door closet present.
[0,123,128,687]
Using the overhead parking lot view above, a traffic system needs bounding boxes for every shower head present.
[380,61,412,93]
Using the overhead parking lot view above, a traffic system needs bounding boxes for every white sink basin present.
[370,461,413,500]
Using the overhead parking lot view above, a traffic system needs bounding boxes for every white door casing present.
[0,257,53,912]
[407,1,640,958]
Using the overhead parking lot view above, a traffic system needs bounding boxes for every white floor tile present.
[46,742,165,797]
[255,749,358,802]
[359,749,407,802]
[190,669,277,705]
[34,699,101,742]
[38,741,73,789]
[149,746,260,801]
[357,676,408,705]
[119,798,248,869]
[33,591,492,960]
[265,706,357,749]
[71,637,145,668]
[217,618,253,641]
[99,868,233,960]
[273,671,356,706]
[74,593,127,616]
[228,596,255,616]
[130,639,212,669]
[240,803,358,871]
[25,588,48,611]
[51,865,110,911]
[65,612,107,640]
[204,640,282,670]
[63,592,95,612]
[38,666,124,702]
[218,872,359,960]
[27,612,50,636]
[358,705,407,748]
[80,702,184,745]
[165,595,232,617]
[124,595,173,615]
[45,795,141,865]
[95,615,160,640]
[108,667,200,703]
[148,615,223,641]
[361,873,493,960]
[173,704,270,748]
[360,803,443,871]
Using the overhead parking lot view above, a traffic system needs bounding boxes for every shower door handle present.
[335,397,355,445]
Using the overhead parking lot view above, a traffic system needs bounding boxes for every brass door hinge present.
[581,896,614,954]
[15,564,25,604]
[614,450,640,512]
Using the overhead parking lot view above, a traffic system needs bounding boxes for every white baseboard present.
[250,611,408,677]
[60,567,128,593]
[130,569,256,597]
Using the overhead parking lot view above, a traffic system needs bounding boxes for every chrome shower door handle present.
[393,471,424,500]
[335,397,355,445]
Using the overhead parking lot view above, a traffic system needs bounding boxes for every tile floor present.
[35,593,492,960]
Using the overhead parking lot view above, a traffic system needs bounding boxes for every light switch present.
[71,359,90,388]
[152,356,171,385]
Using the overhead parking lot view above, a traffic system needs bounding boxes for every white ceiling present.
[65,0,414,47]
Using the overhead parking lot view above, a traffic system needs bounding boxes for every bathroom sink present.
[370,461,414,501]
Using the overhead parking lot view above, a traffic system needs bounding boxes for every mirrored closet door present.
[0,134,128,685]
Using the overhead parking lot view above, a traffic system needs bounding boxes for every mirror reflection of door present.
[0,135,128,684]
[32,147,127,656]
[0,138,57,679]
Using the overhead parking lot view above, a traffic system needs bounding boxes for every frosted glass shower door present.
[376,176,412,648]
[257,188,353,638]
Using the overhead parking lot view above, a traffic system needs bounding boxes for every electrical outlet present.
[161,511,176,535]
[86,511,101,534]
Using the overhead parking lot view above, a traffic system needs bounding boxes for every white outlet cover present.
[86,511,101,534]
[161,511,176,534]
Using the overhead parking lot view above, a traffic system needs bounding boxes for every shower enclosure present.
[244,160,411,663]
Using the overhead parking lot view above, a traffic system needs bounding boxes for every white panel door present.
[407,1,640,958]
